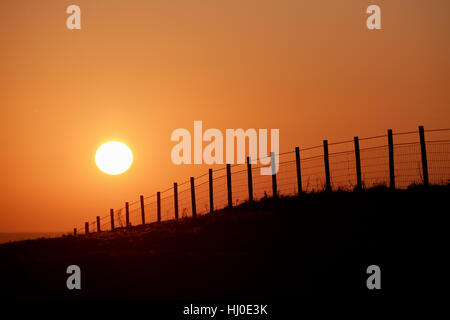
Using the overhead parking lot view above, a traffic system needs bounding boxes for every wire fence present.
[74,126,450,235]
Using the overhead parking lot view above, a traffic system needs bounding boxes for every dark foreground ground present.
[0,185,447,305]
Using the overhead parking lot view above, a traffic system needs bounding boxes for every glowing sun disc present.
[95,142,133,175]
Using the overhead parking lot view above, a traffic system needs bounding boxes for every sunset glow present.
[0,0,449,234]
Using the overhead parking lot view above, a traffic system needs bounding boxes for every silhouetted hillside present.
[0,232,65,244]
[0,185,447,301]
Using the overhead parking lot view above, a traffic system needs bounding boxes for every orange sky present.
[1,0,449,232]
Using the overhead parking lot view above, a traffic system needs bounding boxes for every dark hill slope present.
[0,185,447,300]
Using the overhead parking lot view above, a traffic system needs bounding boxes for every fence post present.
[110,209,115,230]
[323,140,331,192]
[295,147,302,194]
[125,202,130,227]
[227,164,233,207]
[271,152,278,198]
[419,126,429,186]
[96,216,101,232]
[388,129,396,189]
[190,177,197,217]
[73,228,77,236]
[85,222,89,234]
[247,157,253,202]
[157,192,161,222]
[354,136,362,190]
[209,169,214,213]
[140,195,146,224]
[174,182,179,219]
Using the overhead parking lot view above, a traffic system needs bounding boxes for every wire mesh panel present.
[230,164,250,206]
[301,153,325,193]
[393,142,422,188]
[100,217,110,232]
[114,207,126,228]
[177,182,192,219]
[427,141,450,185]
[90,220,97,232]
[143,197,157,224]
[276,152,298,196]
[359,145,389,188]
[160,189,175,222]
[128,201,142,227]
[212,169,229,211]
[329,150,356,191]
[251,165,273,200]
[194,173,210,215]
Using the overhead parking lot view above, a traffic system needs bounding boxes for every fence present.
[73,126,450,235]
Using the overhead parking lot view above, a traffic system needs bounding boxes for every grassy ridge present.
[0,185,447,300]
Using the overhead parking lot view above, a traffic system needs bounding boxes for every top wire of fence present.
[75,127,450,234]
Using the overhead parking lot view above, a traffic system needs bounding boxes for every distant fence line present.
[73,126,450,236]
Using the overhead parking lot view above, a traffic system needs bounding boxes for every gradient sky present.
[1,0,449,232]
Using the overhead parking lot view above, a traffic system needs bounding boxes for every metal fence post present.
[174,182,179,219]
[73,228,77,236]
[388,129,395,189]
[295,147,302,194]
[85,222,89,234]
[110,209,115,230]
[247,157,253,202]
[209,169,214,213]
[419,126,429,186]
[190,177,197,217]
[96,216,101,232]
[323,140,331,192]
[140,195,146,224]
[354,136,362,190]
[271,152,278,198]
[157,192,161,222]
[227,164,232,207]
[125,202,130,227]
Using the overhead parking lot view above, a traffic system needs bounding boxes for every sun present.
[95,141,133,175]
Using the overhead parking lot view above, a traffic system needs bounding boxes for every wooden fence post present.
[110,209,115,230]
[247,157,253,202]
[85,222,89,234]
[271,152,278,198]
[174,182,179,219]
[323,140,331,192]
[73,228,77,236]
[140,195,146,224]
[157,192,161,222]
[227,164,232,207]
[96,216,101,232]
[295,147,302,194]
[419,126,429,186]
[190,177,197,217]
[388,129,396,189]
[354,136,362,190]
[125,202,130,227]
[209,169,214,213]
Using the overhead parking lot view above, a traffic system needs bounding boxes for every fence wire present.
[76,128,450,235]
